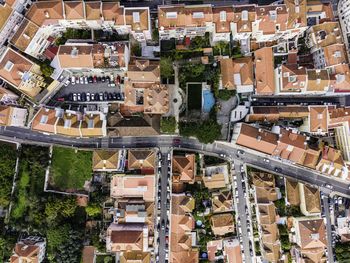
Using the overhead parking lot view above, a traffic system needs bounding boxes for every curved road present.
[1,126,349,197]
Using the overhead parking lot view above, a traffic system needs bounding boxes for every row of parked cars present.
[64,74,123,87]
[63,91,124,102]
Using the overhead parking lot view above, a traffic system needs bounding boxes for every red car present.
[93,76,97,83]
[57,97,65,102]
[116,75,121,84]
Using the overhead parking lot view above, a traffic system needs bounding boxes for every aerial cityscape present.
[0,0,350,262]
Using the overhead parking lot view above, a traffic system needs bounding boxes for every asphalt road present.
[323,195,335,263]
[234,161,253,263]
[1,126,350,197]
[158,149,171,262]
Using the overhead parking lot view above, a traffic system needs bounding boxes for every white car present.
[263,158,270,163]
[64,79,70,86]
[71,76,76,85]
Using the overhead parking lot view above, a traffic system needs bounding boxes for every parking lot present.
[51,74,125,104]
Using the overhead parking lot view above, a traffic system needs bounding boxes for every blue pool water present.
[202,90,215,113]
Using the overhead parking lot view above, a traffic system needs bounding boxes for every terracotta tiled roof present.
[255,47,275,95]
[64,1,85,20]
[110,175,155,202]
[10,19,39,52]
[247,106,309,122]
[0,3,13,32]
[0,48,34,88]
[255,186,278,203]
[210,213,235,236]
[26,0,64,26]
[171,194,195,215]
[10,243,40,263]
[251,172,275,188]
[285,178,300,206]
[127,60,160,83]
[309,106,328,133]
[212,190,233,213]
[233,5,256,33]
[280,64,307,92]
[127,149,155,171]
[236,124,278,155]
[106,223,144,252]
[220,57,253,90]
[125,8,149,31]
[82,246,95,263]
[120,252,151,263]
[85,2,101,20]
[31,107,62,134]
[92,150,118,171]
[323,44,348,67]
[213,6,234,33]
[309,22,342,49]
[330,64,350,92]
[56,111,82,137]
[172,154,195,183]
[303,185,321,214]
[256,5,288,35]
[258,203,277,225]
[285,0,307,28]
[307,69,330,92]
[224,239,242,263]
[102,2,124,24]
[296,218,327,249]
[58,45,94,68]
[262,242,281,263]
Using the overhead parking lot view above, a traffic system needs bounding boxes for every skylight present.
[133,12,140,23]
[220,11,227,22]
[4,61,14,72]
[166,12,177,19]
[40,115,48,124]
[241,10,248,21]
[193,12,204,19]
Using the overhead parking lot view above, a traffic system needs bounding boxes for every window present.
[133,12,140,23]
[241,10,248,21]
[220,11,226,22]
[288,75,297,82]
[193,12,204,19]
[166,12,177,19]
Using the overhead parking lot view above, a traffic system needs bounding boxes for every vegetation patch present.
[0,142,17,208]
[217,89,236,101]
[161,116,177,133]
[179,120,221,144]
[50,147,92,191]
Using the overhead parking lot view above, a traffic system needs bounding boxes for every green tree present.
[160,58,174,79]
[131,43,142,56]
[40,61,54,78]
[45,196,77,223]
[161,117,176,133]
[47,224,70,250]
[217,89,236,101]
[179,120,221,144]
[85,203,101,218]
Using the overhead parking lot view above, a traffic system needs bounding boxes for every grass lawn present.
[50,147,92,191]
[187,83,202,110]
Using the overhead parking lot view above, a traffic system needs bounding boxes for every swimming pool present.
[202,89,215,113]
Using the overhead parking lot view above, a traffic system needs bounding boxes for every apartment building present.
[0,0,27,47]
[220,57,254,93]
[0,47,47,100]
[52,42,129,73]
[338,0,350,55]
[254,47,275,95]
[293,217,327,262]
[158,2,307,48]
[0,105,27,127]
[11,1,151,59]
[31,107,107,137]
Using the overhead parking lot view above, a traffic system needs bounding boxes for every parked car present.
[81,92,86,101]
[95,93,100,101]
[263,158,270,163]
[84,76,88,84]
[57,97,65,102]
[101,76,106,82]
[91,93,95,101]
[73,93,77,101]
[77,93,81,101]
[97,76,101,82]
[116,75,121,84]
[71,76,76,85]
[86,93,90,102]
[99,92,103,101]
[64,79,70,86]
[79,76,84,84]
[103,92,108,100]
[88,76,93,83]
